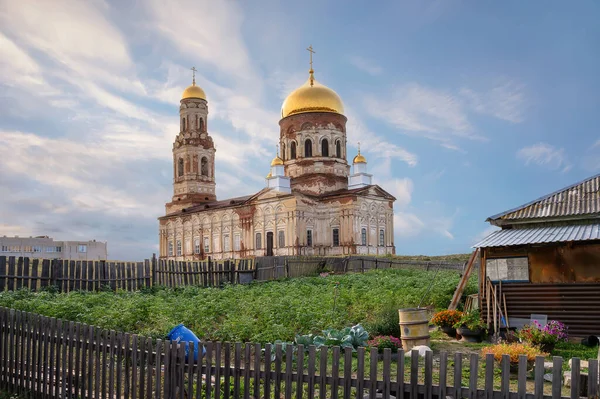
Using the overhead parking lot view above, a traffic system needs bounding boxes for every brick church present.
[158,50,396,260]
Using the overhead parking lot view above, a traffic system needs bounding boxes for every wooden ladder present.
[448,248,479,310]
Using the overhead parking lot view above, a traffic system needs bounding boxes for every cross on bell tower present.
[307,45,316,86]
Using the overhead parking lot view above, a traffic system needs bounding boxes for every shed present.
[474,173,600,336]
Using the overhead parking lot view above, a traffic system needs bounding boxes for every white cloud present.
[0,0,132,71]
[395,212,425,237]
[460,79,526,123]
[345,108,418,167]
[348,55,383,76]
[517,142,571,171]
[364,83,481,147]
[144,0,258,91]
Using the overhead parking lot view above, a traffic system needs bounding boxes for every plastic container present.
[167,324,206,362]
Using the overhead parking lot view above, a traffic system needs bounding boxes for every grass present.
[0,268,477,343]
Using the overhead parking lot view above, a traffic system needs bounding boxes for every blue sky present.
[1,0,599,260]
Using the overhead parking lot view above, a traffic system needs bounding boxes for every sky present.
[1,0,599,260]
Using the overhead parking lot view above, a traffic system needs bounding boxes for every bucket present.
[398,308,430,352]
[167,324,206,362]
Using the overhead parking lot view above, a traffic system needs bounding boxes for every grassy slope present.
[0,268,477,343]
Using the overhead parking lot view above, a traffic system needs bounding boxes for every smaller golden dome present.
[266,171,272,178]
[353,154,367,164]
[270,156,284,166]
[181,84,206,100]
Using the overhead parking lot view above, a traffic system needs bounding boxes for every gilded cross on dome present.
[306,45,315,86]
[190,66,197,85]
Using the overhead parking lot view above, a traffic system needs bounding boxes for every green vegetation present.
[0,268,477,343]
[551,341,599,361]
[388,253,472,263]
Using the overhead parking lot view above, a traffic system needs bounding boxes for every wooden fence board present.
[1,306,596,399]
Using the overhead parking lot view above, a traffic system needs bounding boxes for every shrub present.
[365,303,400,338]
[453,310,486,331]
[481,343,545,364]
[368,335,402,353]
[431,310,463,328]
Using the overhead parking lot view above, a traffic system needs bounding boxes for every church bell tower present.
[165,68,216,214]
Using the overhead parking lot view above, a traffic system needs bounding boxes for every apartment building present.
[0,236,107,260]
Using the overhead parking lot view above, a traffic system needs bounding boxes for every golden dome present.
[281,72,344,118]
[353,154,367,164]
[266,171,272,178]
[353,143,367,163]
[181,84,206,101]
[270,156,284,166]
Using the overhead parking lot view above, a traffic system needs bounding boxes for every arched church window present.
[182,117,186,131]
[201,157,208,176]
[336,140,341,158]
[361,228,367,246]
[290,142,296,159]
[196,115,198,130]
[305,139,312,157]
[199,117,204,132]
[178,158,184,177]
[255,233,262,250]
[321,138,329,157]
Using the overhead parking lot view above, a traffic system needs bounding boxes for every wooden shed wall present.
[480,241,600,336]
[483,241,600,283]
[482,282,600,336]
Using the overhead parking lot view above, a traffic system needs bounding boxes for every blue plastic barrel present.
[167,324,206,362]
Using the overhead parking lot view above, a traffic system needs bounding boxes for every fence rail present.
[0,255,464,293]
[0,308,597,399]
[255,256,465,281]
[0,257,255,293]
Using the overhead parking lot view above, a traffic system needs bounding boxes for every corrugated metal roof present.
[487,173,600,223]
[474,224,600,247]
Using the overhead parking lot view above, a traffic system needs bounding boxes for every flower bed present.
[368,335,402,353]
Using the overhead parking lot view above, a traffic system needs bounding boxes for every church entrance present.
[266,232,274,256]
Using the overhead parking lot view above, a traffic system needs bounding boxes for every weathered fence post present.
[151,253,157,287]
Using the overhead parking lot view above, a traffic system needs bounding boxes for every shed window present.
[486,257,529,282]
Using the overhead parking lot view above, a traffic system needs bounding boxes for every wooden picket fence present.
[1,307,598,399]
[0,256,254,293]
[153,258,254,288]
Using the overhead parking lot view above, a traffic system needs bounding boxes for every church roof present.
[161,185,395,219]
[316,185,396,201]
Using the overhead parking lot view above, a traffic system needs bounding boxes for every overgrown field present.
[0,268,477,343]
